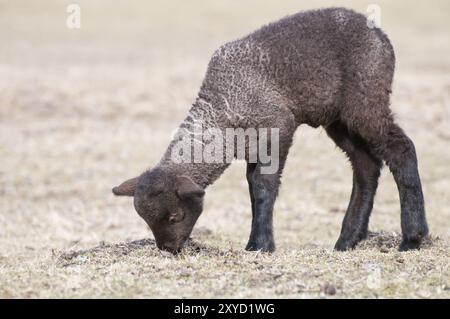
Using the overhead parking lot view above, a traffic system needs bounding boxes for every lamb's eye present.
[150,190,163,197]
[168,215,177,224]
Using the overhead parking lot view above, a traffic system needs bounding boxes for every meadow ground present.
[0,0,449,298]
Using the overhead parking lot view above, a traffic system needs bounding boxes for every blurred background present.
[0,0,449,298]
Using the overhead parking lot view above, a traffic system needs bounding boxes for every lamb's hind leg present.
[326,121,382,251]
[381,123,428,251]
[346,115,428,250]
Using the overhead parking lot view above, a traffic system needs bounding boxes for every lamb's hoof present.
[334,235,364,251]
[399,238,421,251]
[399,224,428,251]
[334,240,355,251]
[245,240,275,253]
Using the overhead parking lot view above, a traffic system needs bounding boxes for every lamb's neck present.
[159,97,230,189]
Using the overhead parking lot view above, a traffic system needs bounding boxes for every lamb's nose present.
[161,243,180,254]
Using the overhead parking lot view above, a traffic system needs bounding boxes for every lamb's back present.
[201,8,395,127]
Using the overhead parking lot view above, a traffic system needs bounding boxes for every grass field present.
[0,0,449,298]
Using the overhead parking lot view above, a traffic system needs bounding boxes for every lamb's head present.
[112,168,205,254]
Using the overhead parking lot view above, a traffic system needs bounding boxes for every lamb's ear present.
[175,176,205,199]
[112,177,139,196]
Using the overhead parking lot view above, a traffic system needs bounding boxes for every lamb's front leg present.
[246,163,257,221]
[245,164,279,252]
[245,107,296,252]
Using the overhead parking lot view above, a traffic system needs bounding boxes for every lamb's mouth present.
[158,236,190,254]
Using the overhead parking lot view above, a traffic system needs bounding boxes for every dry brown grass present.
[0,0,449,298]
